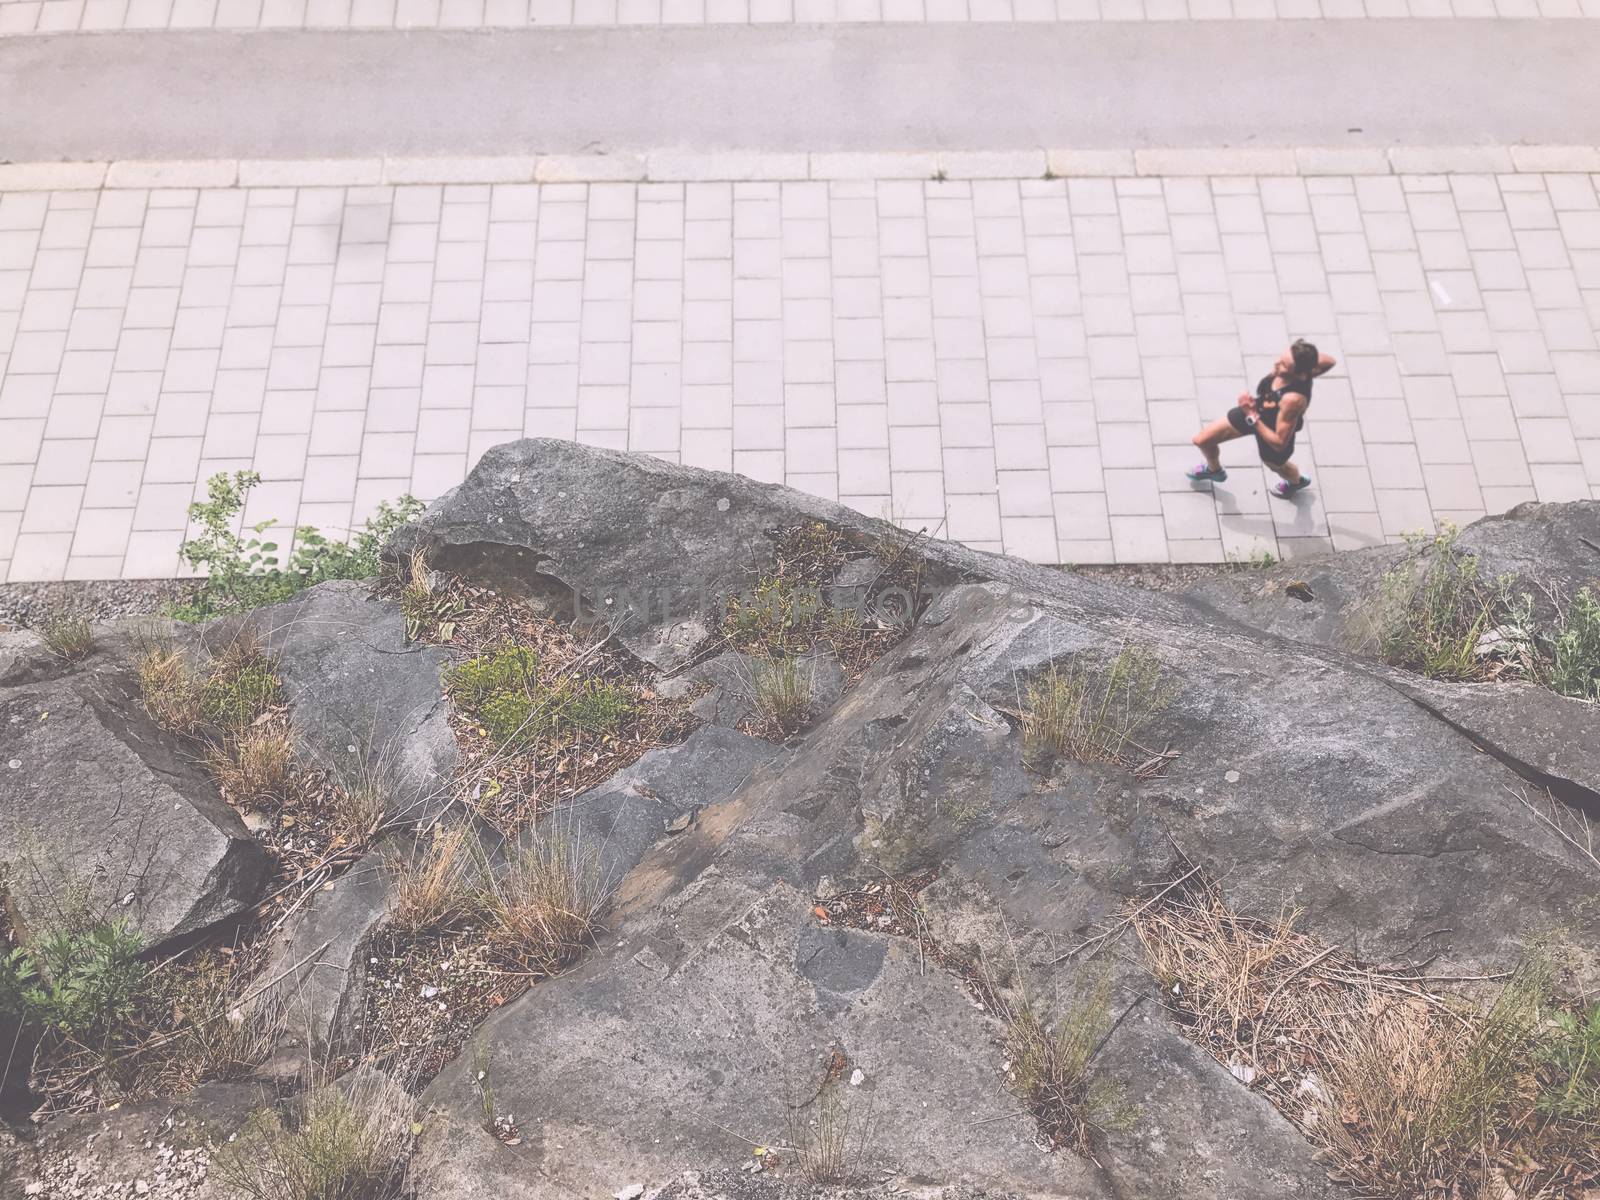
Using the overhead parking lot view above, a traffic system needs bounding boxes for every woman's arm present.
[1314,353,1337,377]
[1253,395,1307,449]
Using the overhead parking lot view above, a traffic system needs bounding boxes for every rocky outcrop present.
[0,667,268,950]
[242,581,457,825]
[5,441,1598,1200]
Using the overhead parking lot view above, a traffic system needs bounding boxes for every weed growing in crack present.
[203,724,295,806]
[994,966,1132,1154]
[785,1086,875,1185]
[449,646,633,750]
[746,654,813,738]
[1375,526,1522,680]
[36,610,93,661]
[481,831,606,975]
[387,824,480,939]
[135,642,203,735]
[1550,585,1600,701]
[213,1070,419,1200]
[1018,645,1173,771]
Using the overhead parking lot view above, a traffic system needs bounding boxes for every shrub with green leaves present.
[174,471,423,622]
[1549,586,1600,701]
[1,919,147,1050]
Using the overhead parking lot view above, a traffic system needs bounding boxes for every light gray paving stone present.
[5,168,1600,579]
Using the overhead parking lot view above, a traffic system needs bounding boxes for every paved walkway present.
[2,16,1599,581]
[2,165,1597,580]
[6,24,1600,161]
[0,0,1595,29]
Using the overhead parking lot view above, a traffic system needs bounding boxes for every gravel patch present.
[0,580,199,633]
[0,561,1259,635]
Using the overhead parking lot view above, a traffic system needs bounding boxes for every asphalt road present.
[2,22,1598,161]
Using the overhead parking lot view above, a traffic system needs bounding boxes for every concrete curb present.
[2,145,1599,190]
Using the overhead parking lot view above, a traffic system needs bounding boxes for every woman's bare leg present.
[1192,417,1246,472]
[1267,459,1304,486]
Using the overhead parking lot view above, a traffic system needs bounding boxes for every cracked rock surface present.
[4,440,1597,1200]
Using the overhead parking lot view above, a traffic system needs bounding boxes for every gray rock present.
[399,445,1596,1199]
[0,670,268,949]
[386,438,1190,673]
[237,581,457,825]
[256,842,399,1056]
[551,724,783,892]
[10,443,1599,1200]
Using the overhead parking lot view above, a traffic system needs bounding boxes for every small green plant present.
[2,919,148,1050]
[37,610,93,660]
[450,648,632,749]
[725,575,828,657]
[200,658,281,732]
[1020,645,1172,769]
[398,554,466,643]
[999,967,1132,1154]
[212,1071,418,1200]
[747,655,812,737]
[1549,585,1600,701]
[1537,1002,1600,1122]
[559,680,634,733]
[1376,526,1526,681]
[449,646,538,710]
[1228,547,1278,570]
[174,471,423,622]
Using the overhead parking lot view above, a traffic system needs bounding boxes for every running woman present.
[1186,340,1337,498]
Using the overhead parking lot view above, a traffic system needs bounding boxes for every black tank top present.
[1254,372,1313,434]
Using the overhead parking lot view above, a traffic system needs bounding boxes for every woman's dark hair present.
[1290,339,1319,377]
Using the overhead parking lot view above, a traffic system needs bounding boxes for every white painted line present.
[0,162,109,190]
[809,151,940,180]
[237,158,385,186]
[645,151,810,181]
[103,159,239,188]
[382,156,539,184]
[1387,145,1516,175]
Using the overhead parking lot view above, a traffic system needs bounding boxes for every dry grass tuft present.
[746,654,813,738]
[1019,645,1173,772]
[481,831,605,975]
[135,643,203,734]
[785,1086,875,1184]
[212,1070,418,1200]
[388,824,480,938]
[204,724,296,805]
[992,966,1132,1154]
[1130,882,1600,1199]
[327,761,390,850]
[38,611,93,661]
